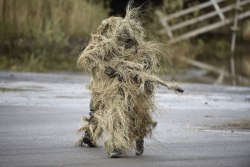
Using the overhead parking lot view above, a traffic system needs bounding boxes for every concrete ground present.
[0,71,250,167]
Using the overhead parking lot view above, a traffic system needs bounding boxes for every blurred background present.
[0,0,250,86]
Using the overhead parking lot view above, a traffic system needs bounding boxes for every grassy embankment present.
[1,0,248,77]
[0,0,108,72]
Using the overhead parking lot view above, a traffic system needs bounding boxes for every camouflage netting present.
[76,7,183,155]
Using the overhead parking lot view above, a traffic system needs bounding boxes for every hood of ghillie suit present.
[77,7,161,76]
[77,7,182,155]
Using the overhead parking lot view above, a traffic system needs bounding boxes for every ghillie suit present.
[77,6,183,157]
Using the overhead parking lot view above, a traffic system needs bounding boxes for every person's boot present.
[82,131,96,147]
[135,139,144,156]
[109,149,123,158]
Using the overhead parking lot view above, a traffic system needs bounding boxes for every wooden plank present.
[170,4,229,31]
[166,0,250,31]
[156,11,174,38]
[179,57,230,77]
[179,56,250,84]
[211,0,225,21]
[230,0,241,85]
[160,18,174,38]
[168,11,250,44]
[162,0,225,21]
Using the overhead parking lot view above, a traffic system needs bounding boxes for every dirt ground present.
[0,72,250,167]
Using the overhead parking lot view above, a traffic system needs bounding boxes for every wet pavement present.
[0,71,250,167]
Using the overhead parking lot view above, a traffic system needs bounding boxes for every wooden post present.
[230,0,240,86]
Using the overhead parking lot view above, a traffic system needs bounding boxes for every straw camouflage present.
[76,5,183,157]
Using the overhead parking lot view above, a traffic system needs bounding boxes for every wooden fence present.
[156,0,250,44]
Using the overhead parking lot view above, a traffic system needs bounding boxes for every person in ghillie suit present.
[76,5,183,158]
